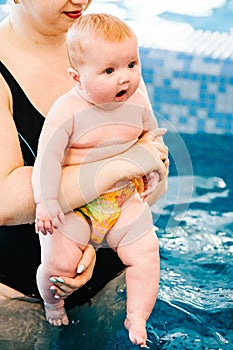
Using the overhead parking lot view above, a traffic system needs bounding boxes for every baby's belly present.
[63,140,137,166]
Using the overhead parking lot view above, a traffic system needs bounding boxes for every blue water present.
[0,133,232,350]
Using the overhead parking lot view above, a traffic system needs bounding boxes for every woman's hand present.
[129,128,168,182]
[139,128,169,206]
[139,128,168,160]
[49,244,96,299]
[140,127,169,170]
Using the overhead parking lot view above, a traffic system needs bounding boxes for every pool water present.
[0,133,232,350]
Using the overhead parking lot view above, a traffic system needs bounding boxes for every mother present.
[0,0,168,305]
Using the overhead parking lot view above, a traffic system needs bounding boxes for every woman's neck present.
[8,9,66,49]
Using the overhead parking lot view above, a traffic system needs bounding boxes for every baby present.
[32,13,167,348]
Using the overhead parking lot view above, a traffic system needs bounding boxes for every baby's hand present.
[35,200,65,235]
[140,172,160,202]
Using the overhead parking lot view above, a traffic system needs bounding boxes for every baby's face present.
[77,34,141,106]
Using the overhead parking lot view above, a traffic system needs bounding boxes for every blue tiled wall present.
[140,47,233,134]
[1,1,232,135]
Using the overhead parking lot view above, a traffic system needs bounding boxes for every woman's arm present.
[0,77,36,226]
[1,129,166,227]
[59,129,168,212]
[0,79,167,226]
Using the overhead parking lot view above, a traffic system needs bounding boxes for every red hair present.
[67,13,135,68]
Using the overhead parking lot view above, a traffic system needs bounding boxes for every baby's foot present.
[44,302,69,326]
[124,317,147,348]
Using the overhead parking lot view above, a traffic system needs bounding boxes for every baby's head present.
[67,13,136,68]
[66,13,141,105]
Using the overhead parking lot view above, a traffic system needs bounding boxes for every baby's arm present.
[32,99,73,234]
[35,201,65,235]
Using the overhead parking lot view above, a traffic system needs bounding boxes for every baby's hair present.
[66,13,135,68]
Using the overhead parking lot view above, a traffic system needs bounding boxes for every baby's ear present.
[68,67,81,85]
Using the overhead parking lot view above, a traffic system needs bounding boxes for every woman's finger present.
[50,244,96,298]
[141,128,167,142]
[76,244,96,275]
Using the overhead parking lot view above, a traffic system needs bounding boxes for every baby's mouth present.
[116,90,126,98]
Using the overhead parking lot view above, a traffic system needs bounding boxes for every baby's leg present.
[37,212,90,326]
[120,229,159,347]
[107,196,160,347]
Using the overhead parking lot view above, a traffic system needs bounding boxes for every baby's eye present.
[128,61,135,69]
[105,68,114,74]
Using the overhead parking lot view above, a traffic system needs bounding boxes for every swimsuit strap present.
[0,60,44,165]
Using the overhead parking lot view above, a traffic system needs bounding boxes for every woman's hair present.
[66,13,135,68]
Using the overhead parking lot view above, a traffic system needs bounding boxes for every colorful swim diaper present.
[74,179,141,244]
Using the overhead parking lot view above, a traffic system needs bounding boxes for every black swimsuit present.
[0,61,124,303]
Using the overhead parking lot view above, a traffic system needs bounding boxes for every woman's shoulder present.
[0,19,24,76]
